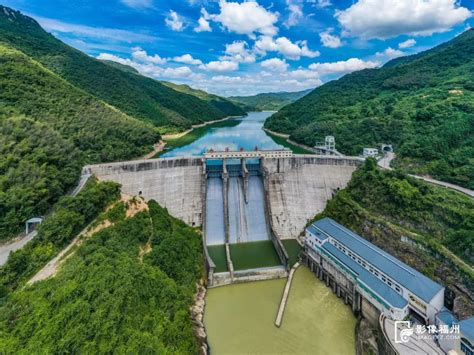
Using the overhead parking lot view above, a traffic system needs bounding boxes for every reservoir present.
[160,111,310,157]
[204,267,356,354]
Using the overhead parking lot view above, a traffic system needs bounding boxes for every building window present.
[395,286,401,292]
[387,281,392,286]
[382,276,386,282]
[374,271,379,276]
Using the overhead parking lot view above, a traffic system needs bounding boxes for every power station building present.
[304,218,445,324]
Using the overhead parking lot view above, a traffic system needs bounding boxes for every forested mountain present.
[0,6,244,132]
[265,30,474,188]
[229,89,312,111]
[0,180,203,352]
[0,42,160,239]
[162,81,246,118]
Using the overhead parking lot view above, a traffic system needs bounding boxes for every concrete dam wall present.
[262,156,361,239]
[88,158,203,226]
[88,155,361,238]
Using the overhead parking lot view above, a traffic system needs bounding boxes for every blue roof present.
[307,224,328,241]
[437,309,458,326]
[323,243,408,309]
[311,218,444,303]
[460,317,474,341]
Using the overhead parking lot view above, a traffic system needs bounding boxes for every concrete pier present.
[275,262,300,327]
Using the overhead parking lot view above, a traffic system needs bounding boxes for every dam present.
[88,152,362,285]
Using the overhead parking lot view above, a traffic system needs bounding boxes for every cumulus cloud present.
[319,28,343,48]
[376,47,405,59]
[132,47,167,64]
[261,58,289,72]
[309,57,379,75]
[287,69,319,79]
[211,75,243,83]
[284,0,304,28]
[211,0,279,37]
[195,8,212,32]
[173,54,203,65]
[398,38,416,48]
[220,41,256,63]
[162,66,194,78]
[336,0,472,39]
[200,60,239,72]
[165,10,185,31]
[255,36,320,60]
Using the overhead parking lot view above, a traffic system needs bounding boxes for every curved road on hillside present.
[378,152,474,198]
[0,172,92,266]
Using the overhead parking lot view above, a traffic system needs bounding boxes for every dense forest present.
[229,89,312,111]
[316,159,474,318]
[0,6,244,132]
[0,43,159,239]
[266,29,474,188]
[0,180,204,352]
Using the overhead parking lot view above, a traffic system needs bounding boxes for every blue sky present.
[3,0,473,96]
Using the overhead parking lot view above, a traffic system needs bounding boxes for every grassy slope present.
[0,43,160,238]
[0,194,203,353]
[266,30,474,188]
[315,160,473,318]
[0,5,243,131]
[229,89,312,111]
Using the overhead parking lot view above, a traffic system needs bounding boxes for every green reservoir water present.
[205,267,356,355]
[161,111,312,157]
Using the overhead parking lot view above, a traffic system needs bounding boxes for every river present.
[204,267,356,355]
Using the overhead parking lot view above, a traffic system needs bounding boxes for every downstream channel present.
[163,112,356,354]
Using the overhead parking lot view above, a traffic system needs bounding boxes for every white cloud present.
[211,0,279,37]
[34,16,157,43]
[376,47,405,58]
[261,58,289,72]
[162,66,194,78]
[211,75,243,83]
[165,10,185,31]
[132,48,167,64]
[336,0,473,39]
[200,60,239,72]
[308,0,332,9]
[309,57,379,75]
[255,36,320,60]
[173,54,203,65]
[195,8,212,32]
[284,0,304,28]
[121,0,153,9]
[287,69,319,79]
[220,41,256,63]
[319,28,342,48]
[398,38,416,49]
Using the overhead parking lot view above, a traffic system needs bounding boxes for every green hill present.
[229,89,312,111]
[0,42,159,239]
[0,6,244,132]
[99,59,140,74]
[265,30,474,188]
[161,81,246,118]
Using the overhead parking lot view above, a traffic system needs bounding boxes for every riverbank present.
[162,115,244,140]
[263,128,316,155]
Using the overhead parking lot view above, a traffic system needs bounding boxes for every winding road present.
[377,152,474,198]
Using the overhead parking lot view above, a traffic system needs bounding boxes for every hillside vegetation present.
[162,81,246,118]
[0,6,244,132]
[266,30,474,188]
[0,43,160,239]
[316,160,474,318]
[0,180,203,353]
[230,89,312,111]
